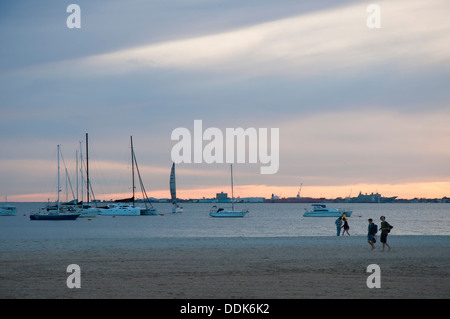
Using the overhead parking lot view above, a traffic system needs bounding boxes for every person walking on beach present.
[367,219,378,250]
[380,216,392,252]
[335,217,343,236]
[342,218,350,236]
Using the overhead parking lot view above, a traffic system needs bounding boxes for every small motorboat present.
[303,204,352,217]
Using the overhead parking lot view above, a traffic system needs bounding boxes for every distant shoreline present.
[3,200,450,204]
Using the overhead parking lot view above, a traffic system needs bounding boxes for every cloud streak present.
[76,0,450,77]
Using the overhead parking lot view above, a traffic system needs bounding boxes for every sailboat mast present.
[79,141,83,203]
[86,133,89,204]
[131,136,135,206]
[57,144,60,214]
[170,163,176,205]
[231,164,234,211]
[76,150,78,203]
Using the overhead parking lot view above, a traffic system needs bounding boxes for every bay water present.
[1,202,448,241]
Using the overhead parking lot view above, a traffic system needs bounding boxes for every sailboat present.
[130,136,158,215]
[0,204,16,216]
[99,136,153,216]
[209,165,248,218]
[170,163,183,213]
[77,133,101,217]
[0,194,16,216]
[30,145,80,220]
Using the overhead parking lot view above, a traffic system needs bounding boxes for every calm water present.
[1,202,449,240]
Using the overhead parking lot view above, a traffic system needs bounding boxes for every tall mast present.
[79,141,83,203]
[76,150,78,203]
[86,133,89,204]
[57,144,61,213]
[231,164,234,211]
[65,167,68,202]
[131,136,135,206]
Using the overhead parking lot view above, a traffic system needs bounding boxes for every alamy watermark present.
[171,120,279,174]
[366,4,381,29]
[66,4,81,29]
[366,264,381,288]
[66,264,81,288]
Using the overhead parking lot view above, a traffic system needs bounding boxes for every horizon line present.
[4,181,450,202]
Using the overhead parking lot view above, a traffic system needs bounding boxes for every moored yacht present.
[0,204,16,216]
[209,205,248,218]
[209,165,248,218]
[29,145,80,221]
[99,203,141,216]
[303,204,352,217]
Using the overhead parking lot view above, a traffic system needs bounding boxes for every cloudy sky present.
[1,0,449,201]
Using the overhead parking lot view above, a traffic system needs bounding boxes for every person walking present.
[335,217,343,236]
[342,218,350,236]
[380,216,392,252]
[367,219,378,250]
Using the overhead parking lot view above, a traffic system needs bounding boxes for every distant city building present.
[216,192,228,200]
[216,192,231,203]
[349,192,397,203]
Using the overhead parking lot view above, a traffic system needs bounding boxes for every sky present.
[1,0,450,202]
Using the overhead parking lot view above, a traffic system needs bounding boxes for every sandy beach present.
[0,236,448,299]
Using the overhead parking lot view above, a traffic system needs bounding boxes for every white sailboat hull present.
[210,209,248,218]
[99,204,141,216]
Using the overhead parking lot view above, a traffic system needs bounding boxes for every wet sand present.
[0,236,448,299]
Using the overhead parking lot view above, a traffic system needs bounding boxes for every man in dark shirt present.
[367,219,377,251]
[380,216,392,252]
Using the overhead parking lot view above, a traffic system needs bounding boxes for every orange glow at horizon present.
[8,181,450,202]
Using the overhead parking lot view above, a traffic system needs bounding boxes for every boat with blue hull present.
[30,212,80,220]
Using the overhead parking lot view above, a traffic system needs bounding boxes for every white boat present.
[99,203,141,216]
[76,133,99,217]
[0,204,16,216]
[170,163,183,213]
[30,145,80,221]
[130,136,158,216]
[210,165,248,218]
[303,204,352,217]
[209,206,248,218]
[100,136,159,216]
[78,204,101,218]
